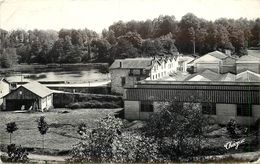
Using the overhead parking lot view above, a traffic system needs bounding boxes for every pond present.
[5,69,110,84]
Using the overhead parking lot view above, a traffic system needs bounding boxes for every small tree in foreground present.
[37,116,49,150]
[70,115,160,163]
[144,99,210,160]
[6,122,18,144]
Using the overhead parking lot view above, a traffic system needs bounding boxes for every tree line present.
[0,13,260,67]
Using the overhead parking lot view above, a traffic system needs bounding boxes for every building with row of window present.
[109,54,192,94]
[124,80,260,125]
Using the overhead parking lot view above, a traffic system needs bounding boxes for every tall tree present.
[37,116,49,150]
[6,122,18,144]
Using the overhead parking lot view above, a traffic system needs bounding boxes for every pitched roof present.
[236,54,260,63]
[218,73,236,82]
[0,77,10,84]
[206,51,228,60]
[109,58,153,69]
[247,50,260,58]
[236,70,260,82]
[22,81,53,98]
[184,69,221,81]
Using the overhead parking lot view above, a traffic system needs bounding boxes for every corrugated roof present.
[22,81,53,98]
[109,58,153,69]
[236,70,260,82]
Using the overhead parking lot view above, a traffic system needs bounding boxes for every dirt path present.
[0,151,69,163]
[1,150,260,163]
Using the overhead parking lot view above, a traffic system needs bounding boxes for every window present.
[140,69,143,75]
[121,77,126,86]
[136,77,141,81]
[202,103,216,115]
[129,69,133,75]
[141,101,154,112]
[237,104,252,116]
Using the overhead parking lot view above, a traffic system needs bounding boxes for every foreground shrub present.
[112,132,161,163]
[69,115,161,163]
[70,115,123,163]
[143,100,210,160]
[3,144,29,162]
[226,119,238,138]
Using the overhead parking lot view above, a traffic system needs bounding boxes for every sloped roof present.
[22,81,53,98]
[0,77,10,84]
[247,50,260,58]
[236,54,260,63]
[207,51,228,60]
[109,58,153,69]
[184,69,221,81]
[236,70,260,82]
[218,73,236,82]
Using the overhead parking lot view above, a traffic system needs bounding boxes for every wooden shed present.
[2,81,53,112]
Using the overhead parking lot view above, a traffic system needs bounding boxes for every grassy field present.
[0,108,121,153]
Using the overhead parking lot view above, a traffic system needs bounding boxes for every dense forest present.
[0,13,260,68]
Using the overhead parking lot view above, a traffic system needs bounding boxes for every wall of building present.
[110,69,131,94]
[253,105,260,122]
[39,94,53,111]
[0,81,10,106]
[149,57,179,80]
[124,100,140,120]
[195,63,220,73]
[236,63,260,74]
[124,101,260,125]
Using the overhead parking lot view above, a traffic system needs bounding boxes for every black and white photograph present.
[0,0,260,163]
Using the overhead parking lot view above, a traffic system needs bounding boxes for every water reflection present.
[6,69,110,84]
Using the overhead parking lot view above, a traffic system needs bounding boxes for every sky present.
[0,0,260,33]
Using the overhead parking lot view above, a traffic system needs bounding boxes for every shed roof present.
[247,50,260,58]
[22,81,53,98]
[236,70,260,82]
[206,51,228,60]
[184,69,221,81]
[109,58,153,69]
[236,54,260,63]
[218,73,236,82]
[0,77,10,84]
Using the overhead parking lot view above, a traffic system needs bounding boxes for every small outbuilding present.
[2,81,53,112]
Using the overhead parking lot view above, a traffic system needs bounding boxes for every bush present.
[68,101,120,109]
[226,119,238,138]
[69,115,161,163]
[4,144,29,163]
[54,92,123,108]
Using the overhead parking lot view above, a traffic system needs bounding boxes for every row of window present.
[153,62,176,72]
[140,102,253,117]
[152,71,167,80]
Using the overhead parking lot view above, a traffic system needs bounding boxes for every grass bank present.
[0,108,121,155]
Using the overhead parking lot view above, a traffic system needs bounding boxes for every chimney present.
[119,61,122,68]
